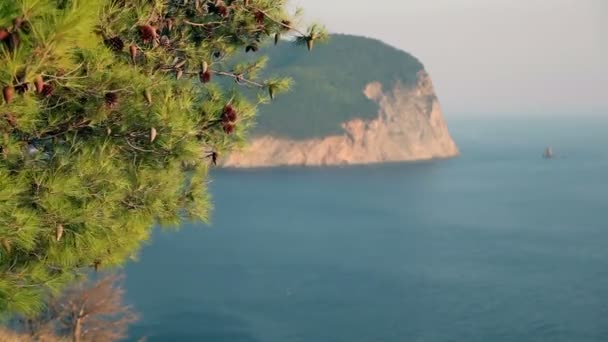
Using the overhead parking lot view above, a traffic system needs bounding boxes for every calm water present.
[125,117,608,342]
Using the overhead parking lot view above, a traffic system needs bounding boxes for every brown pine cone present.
[104,36,125,52]
[105,92,118,108]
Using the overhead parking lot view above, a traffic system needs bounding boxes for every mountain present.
[223,34,459,167]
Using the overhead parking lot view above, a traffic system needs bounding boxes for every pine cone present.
[199,70,211,84]
[139,25,157,43]
[3,86,14,104]
[160,35,171,48]
[222,105,237,122]
[105,92,118,108]
[209,3,229,17]
[0,29,8,41]
[41,84,54,97]
[56,224,64,242]
[281,20,291,32]
[104,36,125,52]
[16,19,31,34]
[217,5,229,17]
[144,88,152,105]
[222,121,235,134]
[165,18,174,31]
[4,32,20,52]
[14,82,28,94]
[34,75,44,94]
[254,11,265,25]
[245,44,258,53]
[307,38,314,51]
[129,45,138,64]
[150,127,157,143]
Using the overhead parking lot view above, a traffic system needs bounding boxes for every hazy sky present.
[292,0,607,116]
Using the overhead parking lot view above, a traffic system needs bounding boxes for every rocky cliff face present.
[222,71,459,167]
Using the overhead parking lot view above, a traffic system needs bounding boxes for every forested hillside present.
[250,34,425,139]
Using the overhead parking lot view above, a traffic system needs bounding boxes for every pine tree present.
[0,0,327,316]
[10,273,137,342]
[5,273,138,341]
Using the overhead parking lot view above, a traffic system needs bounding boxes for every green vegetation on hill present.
[252,34,425,139]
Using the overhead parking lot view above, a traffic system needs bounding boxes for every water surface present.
[125,117,608,341]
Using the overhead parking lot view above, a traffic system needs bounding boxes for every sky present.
[292,0,607,116]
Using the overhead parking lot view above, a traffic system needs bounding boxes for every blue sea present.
[124,116,608,342]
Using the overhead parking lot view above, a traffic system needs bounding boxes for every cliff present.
[222,70,459,167]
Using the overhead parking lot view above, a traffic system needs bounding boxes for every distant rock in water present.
[222,34,459,168]
[543,147,554,159]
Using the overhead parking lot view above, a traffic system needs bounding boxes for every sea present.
[124,116,608,342]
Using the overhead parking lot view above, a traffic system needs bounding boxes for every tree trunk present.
[73,308,84,342]
[73,318,81,342]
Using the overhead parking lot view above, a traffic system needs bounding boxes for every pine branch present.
[243,5,307,37]
[124,138,155,153]
[0,0,325,317]
[183,20,225,27]
[212,70,265,88]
